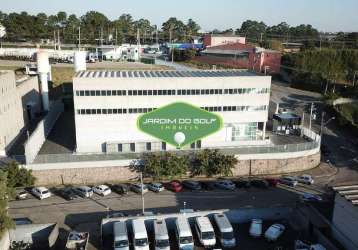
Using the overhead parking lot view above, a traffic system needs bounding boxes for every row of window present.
[115,141,201,153]
[76,105,268,115]
[75,88,270,97]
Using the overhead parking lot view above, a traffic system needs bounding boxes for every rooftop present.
[74,70,258,79]
[333,184,358,206]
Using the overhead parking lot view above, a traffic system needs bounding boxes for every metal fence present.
[31,140,320,164]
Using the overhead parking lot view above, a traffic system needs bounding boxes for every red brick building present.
[196,43,282,74]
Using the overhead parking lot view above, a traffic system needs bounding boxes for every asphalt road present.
[9,185,302,250]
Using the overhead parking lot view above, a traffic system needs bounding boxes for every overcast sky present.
[1,0,357,32]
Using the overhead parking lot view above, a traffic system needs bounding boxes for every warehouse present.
[73,70,271,153]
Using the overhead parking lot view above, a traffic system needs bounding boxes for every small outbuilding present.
[273,112,301,134]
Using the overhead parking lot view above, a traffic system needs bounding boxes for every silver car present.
[279,176,298,187]
[147,183,164,192]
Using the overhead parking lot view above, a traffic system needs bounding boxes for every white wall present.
[24,100,64,164]
[73,74,271,153]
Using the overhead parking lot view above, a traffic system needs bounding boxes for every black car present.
[234,179,251,188]
[58,188,79,200]
[111,184,129,194]
[250,179,269,188]
[200,181,216,190]
[182,180,202,190]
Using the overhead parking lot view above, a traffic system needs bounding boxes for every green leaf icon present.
[137,102,223,148]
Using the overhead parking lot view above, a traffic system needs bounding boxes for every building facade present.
[73,70,271,153]
[203,34,246,47]
[197,43,282,74]
[332,185,358,250]
[0,71,41,155]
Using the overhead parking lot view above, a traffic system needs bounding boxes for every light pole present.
[140,172,145,214]
[309,103,314,131]
[320,112,335,146]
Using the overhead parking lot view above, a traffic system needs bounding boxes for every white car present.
[93,185,111,196]
[297,175,314,185]
[215,180,236,190]
[264,224,285,241]
[147,183,164,192]
[31,187,51,200]
[249,219,262,237]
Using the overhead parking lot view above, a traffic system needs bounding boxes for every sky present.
[1,0,358,32]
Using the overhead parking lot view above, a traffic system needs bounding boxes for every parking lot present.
[8,178,326,250]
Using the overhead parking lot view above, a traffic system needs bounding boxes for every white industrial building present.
[73,70,271,153]
[0,71,42,156]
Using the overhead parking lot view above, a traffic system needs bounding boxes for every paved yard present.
[9,185,301,250]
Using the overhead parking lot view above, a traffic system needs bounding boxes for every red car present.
[265,178,279,187]
[165,180,183,192]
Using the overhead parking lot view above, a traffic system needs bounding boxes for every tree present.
[185,19,201,37]
[162,17,186,42]
[237,20,267,41]
[0,171,14,237]
[142,153,162,179]
[4,161,35,188]
[80,11,109,44]
[193,149,237,177]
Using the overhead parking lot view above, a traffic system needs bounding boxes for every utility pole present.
[115,28,118,46]
[53,30,56,50]
[309,103,314,130]
[78,26,81,50]
[169,28,174,63]
[260,33,263,44]
[140,172,145,214]
[353,71,357,87]
[57,29,60,50]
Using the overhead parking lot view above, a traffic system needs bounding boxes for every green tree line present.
[282,49,358,94]
[140,149,238,180]
[0,161,35,237]
[0,11,201,44]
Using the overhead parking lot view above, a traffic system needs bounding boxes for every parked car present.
[109,212,127,218]
[31,187,51,200]
[200,181,216,190]
[265,178,279,187]
[279,176,298,187]
[93,185,111,196]
[111,184,129,195]
[250,179,269,188]
[300,193,323,202]
[165,180,183,192]
[297,175,314,185]
[249,219,263,237]
[264,224,285,241]
[57,188,80,200]
[147,183,164,192]
[182,180,202,190]
[16,190,28,200]
[73,186,93,198]
[215,180,236,190]
[234,179,250,188]
[13,217,32,225]
[131,183,148,194]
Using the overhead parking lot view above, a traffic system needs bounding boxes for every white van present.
[113,221,129,250]
[154,220,170,250]
[213,214,236,248]
[132,219,149,250]
[175,216,194,250]
[194,216,216,248]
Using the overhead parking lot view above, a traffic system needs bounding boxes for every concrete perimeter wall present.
[31,151,320,185]
[24,100,64,164]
